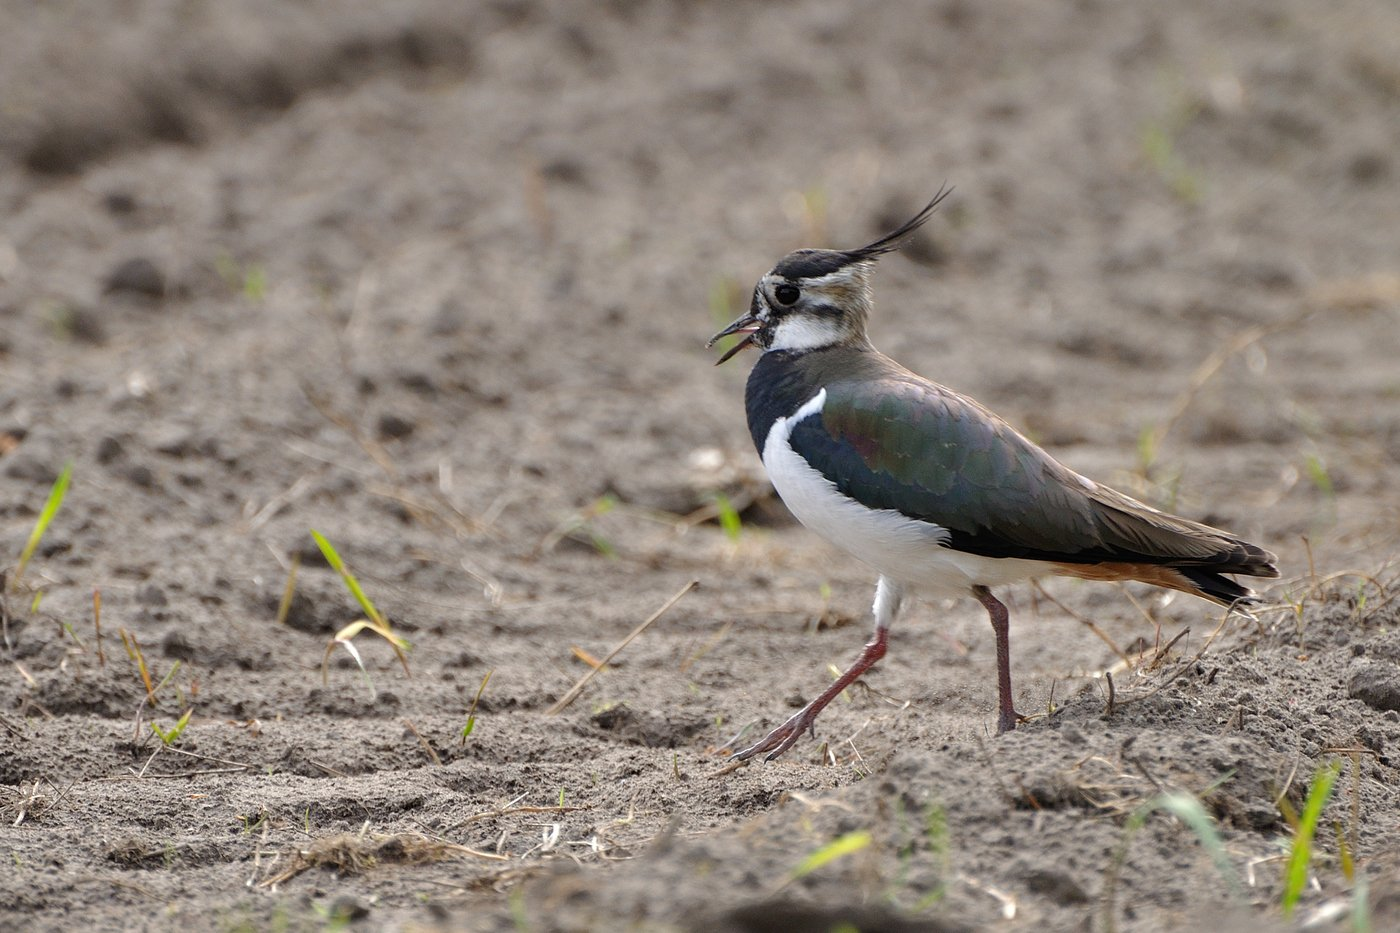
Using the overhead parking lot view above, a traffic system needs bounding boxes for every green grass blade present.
[713,493,742,542]
[153,660,183,695]
[13,461,73,589]
[460,669,494,743]
[791,830,872,880]
[152,708,193,746]
[310,529,385,627]
[1283,761,1341,916]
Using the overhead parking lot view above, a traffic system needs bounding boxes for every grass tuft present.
[311,529,411,694]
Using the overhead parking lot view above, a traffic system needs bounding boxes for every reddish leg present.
[731,628,888,761]
[731,576,903,762]
[974,585,1022,734]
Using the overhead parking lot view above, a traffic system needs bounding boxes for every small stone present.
[104,191,138,215]
[63,305,106,344]
[327,894,369,922]
[137,584,168,607]
[377,413,414,440]
[3,449,58,484]
[1022,866,1090,904]
[95,437,123,465]
[396,370,437,396]
[126,463,157,488]
[153,428,200,457]
[161,631,196,662]
[429,300,463,336]
[104,257,166,299]
[541,156,588,186]
[1242,800,1280,829]
[1349,151,1389,185]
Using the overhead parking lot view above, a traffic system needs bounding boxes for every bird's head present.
[707,187,950,364]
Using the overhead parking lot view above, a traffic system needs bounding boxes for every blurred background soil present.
[1,1,1399,930]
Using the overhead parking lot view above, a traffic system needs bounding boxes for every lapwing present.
[707,190,1279,762]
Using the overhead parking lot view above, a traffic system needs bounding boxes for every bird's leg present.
[973,585,1021,734]
[732,577,903,762]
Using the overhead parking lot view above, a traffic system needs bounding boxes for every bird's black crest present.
[770,186,952,280]
[846,185,953,262]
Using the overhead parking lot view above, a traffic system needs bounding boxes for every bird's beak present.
[706,313,761,366]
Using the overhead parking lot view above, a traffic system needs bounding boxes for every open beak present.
[706,313,761,366]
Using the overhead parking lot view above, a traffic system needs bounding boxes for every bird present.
[706,189,1279,762]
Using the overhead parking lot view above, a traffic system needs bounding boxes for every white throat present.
[764,314,846,354]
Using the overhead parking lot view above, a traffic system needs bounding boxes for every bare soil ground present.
[3,1,1400,930]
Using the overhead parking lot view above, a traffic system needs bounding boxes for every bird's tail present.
[1174,566,1263,606]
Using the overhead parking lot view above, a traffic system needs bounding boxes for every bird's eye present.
[774,283,800,306]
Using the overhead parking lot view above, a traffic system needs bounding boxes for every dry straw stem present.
[274,552,300,626]
[3,777,77,826]
[260,829,506,887]
[118,628,158,706]
[92,588,106,667]
[546,580,697,715]
[402,717,441,765]
[302,383,398,477]
[457,802,592,827]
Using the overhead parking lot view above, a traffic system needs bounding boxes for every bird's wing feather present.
[788,374,1264,570]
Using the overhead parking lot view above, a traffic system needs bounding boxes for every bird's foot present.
[727,626,889,764]
[996,706,1027,735]
[730,708,820,762]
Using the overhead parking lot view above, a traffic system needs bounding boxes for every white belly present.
[762,389,1053,598]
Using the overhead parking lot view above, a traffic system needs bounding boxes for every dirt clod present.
[1350,661,1400,712]
[102,257,166,300]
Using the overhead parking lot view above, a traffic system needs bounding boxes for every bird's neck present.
[743,341,878,454]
